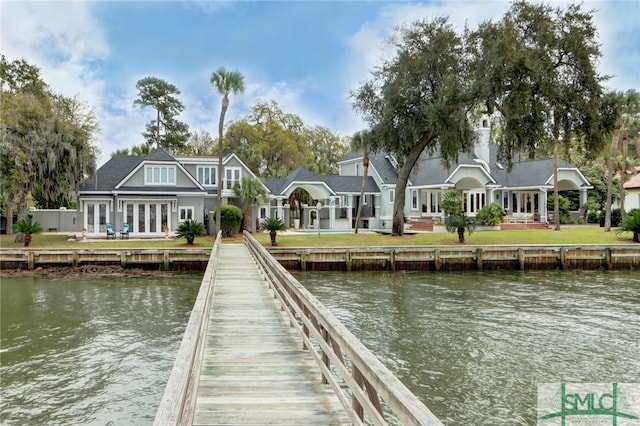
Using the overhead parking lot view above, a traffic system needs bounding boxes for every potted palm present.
[14,217,43,247]
[260,217,286,246]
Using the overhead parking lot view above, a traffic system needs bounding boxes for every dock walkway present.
[193,244,349,425]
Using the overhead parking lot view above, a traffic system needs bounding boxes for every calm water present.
[297,270,640,425]
[0,274,200,425]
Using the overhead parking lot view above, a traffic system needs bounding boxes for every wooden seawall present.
[267,245,640,272]
[2,245,638,272]
[0,248,210,271]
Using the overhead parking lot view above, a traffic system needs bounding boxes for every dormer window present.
[482,119,489,128]
[197,166,217,186]
[145,165,176,185]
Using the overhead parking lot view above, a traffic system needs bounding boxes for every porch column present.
[329,197,337,230]
[347,195,353,227]
[440,186,448,220]
[580,188,588,213]
[276,197,284,221]
[540,190,548,223]
[374,195,381,228]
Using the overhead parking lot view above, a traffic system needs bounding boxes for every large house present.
[77,118,592,237]
[77,149,264,237]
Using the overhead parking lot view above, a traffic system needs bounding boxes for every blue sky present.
[2,1,639,167]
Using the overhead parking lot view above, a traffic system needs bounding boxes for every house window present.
[355,163,359,176]
[197,166,216,186]
[145,165,176,185]
[225,167,241,190]
[389,190,395,204]
[179,206,194,222]
[411,190,418,210]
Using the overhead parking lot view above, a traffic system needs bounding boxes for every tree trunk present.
[5,201,13,235]
[216,94,229,235]
[553,137,560,231]
[391,132,435,236]
[354,152,369,234]
[457,226,465,243]
[605,119,622,231]
[620,134,628,219]
[156,106,161,149]
[244,203,252,232]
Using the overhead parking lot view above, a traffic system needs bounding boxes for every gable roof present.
[80,155,144,192]
[342,145,589,190]
[262,167,379,197]
[80,148,205,193]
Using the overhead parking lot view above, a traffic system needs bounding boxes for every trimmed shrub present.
[587,211,600,224]
[600,208,623,227]
[217,204,243,237]
[547,195,572,224]
[476,203,504,225]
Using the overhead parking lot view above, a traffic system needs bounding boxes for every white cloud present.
[1,1,113,163]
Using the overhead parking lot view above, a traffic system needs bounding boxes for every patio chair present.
[121,223,130,239]
[106,223,115,239]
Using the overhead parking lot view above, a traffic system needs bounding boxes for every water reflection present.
[0,274,200,425]
[297,270,640,425]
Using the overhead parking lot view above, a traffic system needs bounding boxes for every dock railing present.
[154,231,221,425]
[244,231,443,426]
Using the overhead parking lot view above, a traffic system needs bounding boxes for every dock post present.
[476,248,483,271]
[559,247,566,270]
[605,248,612,270]
[518,248,525,271]
[163,251,170,270]
[389,249,395,271]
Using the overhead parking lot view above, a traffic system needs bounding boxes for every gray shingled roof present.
[79,148,197,193]
[262,167,379,196]
[493,158,573,187]
[80,155,143,192]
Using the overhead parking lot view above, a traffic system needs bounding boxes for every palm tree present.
[351,130,371,234]
[175,219,206,245]
[14,216,43,247]
[210,67,245,233]
[233,175,267,232]
[615,209,640,243]
[260,217,286,246]
[445,214,476,243]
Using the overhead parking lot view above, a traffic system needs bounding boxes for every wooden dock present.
[192,244,350,425]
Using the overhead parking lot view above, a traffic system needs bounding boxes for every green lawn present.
[0,226,636,250]
[0,233,216,249]
[251,226,635,247]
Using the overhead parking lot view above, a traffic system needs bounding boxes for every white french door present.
[84,202,109,234]
[463,189,486,216]
[123,202,170,235]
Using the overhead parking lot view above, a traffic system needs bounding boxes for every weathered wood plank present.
[193,244,350,426]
